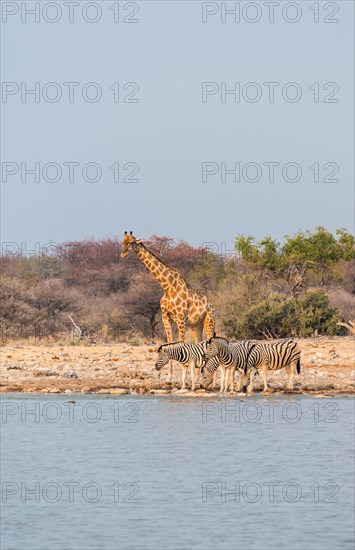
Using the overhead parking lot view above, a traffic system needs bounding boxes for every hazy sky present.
[1,0,354,253]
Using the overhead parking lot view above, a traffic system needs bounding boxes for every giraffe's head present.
[121,231,143,257]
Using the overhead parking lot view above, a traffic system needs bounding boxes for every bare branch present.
[68,314,83,338]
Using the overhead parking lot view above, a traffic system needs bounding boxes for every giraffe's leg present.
[162,312,173,383]
[191,324,203,343]
[176,319,186,343]
[203,308,215,339]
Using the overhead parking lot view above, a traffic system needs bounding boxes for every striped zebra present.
[155,341,219,391]
[242,340,301,393]
[202,336,256,394]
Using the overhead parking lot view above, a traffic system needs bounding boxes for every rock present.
[63,371,78,379]
[49,388,61,393]
[81,387,92,394]
[175,389,189,394]
[64,389,72,394]
[109,388,129,395]
[150,389,169,395]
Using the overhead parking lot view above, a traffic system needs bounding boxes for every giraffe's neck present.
[135,244,181,292]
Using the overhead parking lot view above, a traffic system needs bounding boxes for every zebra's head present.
[154,345,169,371]
[203,334,228,361]
[200,359,215,387]
[121,231,143,257]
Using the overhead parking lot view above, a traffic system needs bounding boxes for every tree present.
[123,273,162,340]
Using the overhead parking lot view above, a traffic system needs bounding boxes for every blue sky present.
[1,0,354,251]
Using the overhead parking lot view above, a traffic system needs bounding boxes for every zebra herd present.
[155,335,301,394]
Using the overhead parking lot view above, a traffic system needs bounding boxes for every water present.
[1,394,354,550]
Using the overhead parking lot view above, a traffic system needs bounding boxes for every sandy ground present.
[0,337,354,396]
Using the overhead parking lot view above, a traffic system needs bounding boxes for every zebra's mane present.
[209,335,229,344]
[213,337,230,348]
[157,341,191,352]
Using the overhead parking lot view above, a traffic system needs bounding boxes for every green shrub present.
[223,290,343,339]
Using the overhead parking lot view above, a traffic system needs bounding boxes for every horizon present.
[1,225,353,259]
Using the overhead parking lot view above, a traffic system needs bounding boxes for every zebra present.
[202,336,256,394]
[155,341,219,391]
[242,340,301,393]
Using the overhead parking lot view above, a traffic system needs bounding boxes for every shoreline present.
[1,336,354,396]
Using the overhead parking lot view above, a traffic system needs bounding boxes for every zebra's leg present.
[220,366,225,393]
[229,367,235,394]
[212,369,218,389]
[285,363,296,389]
[175,320,186,388]
[247,368,257,394]
[223,367,228,393]
[181,365,187,390]
[190,359,196,391]
[162,312,173,383]
[235,370,241,392]
[261,364,269,391]
[195,367,202,387]
[224,367,230,394]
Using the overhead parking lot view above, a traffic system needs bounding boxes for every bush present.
[223,290,343,339]
[0,228,353,342]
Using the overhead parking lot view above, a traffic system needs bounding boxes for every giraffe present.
[121,231,216,382]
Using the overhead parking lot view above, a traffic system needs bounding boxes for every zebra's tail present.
[296,357,301,374]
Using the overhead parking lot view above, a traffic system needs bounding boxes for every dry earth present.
[0,337,354,396]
